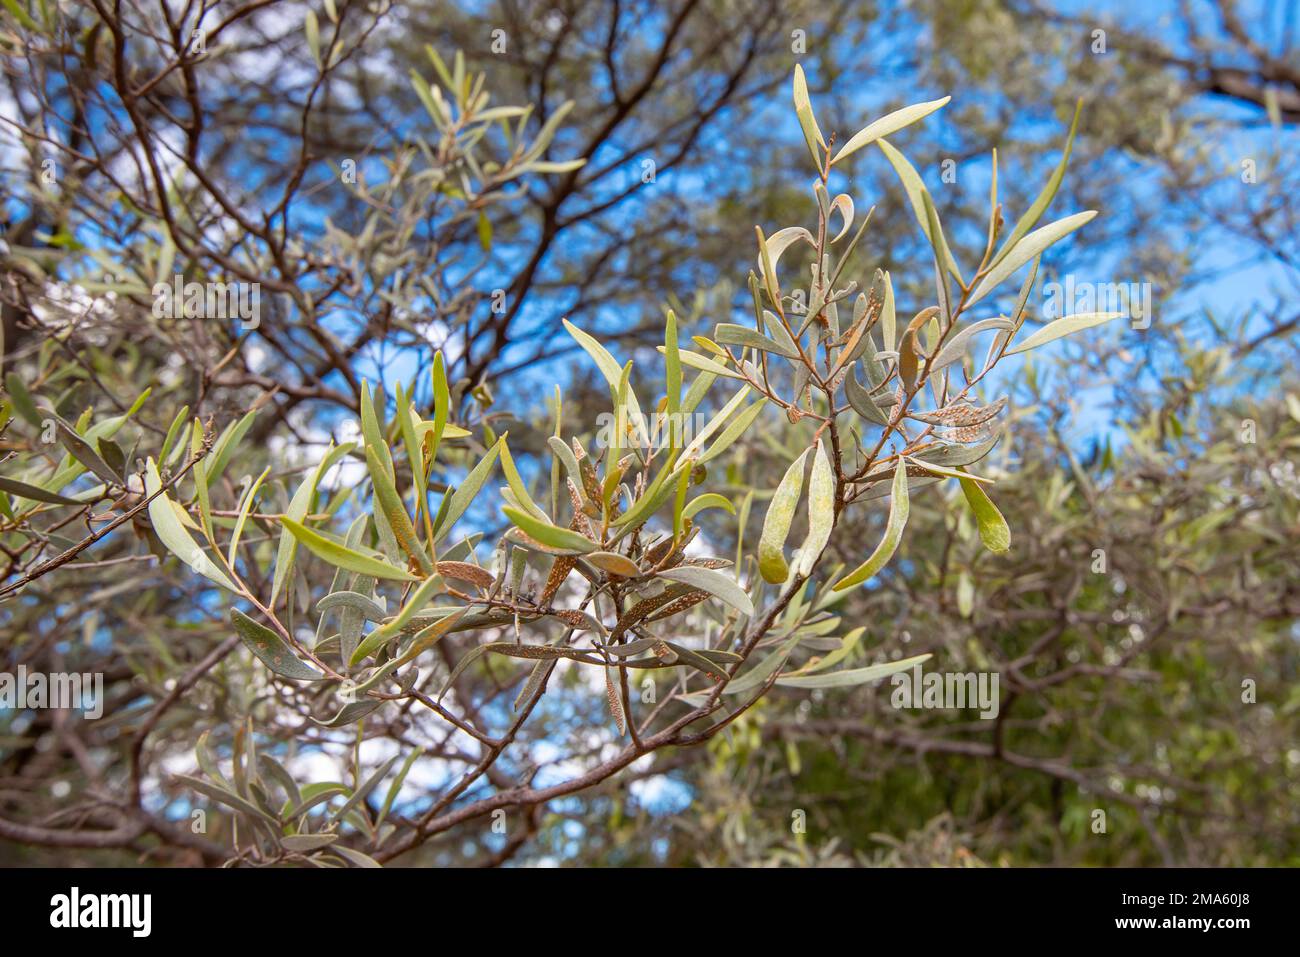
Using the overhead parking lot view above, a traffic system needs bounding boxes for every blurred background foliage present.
[0,0,1296,865]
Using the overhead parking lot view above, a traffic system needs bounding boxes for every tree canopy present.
[0,0,1295,867]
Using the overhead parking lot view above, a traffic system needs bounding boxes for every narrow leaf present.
[281,517,418,581]
[758,448,811,584]
[657,565,754,617]
[833,457,910,591]
[231,609,323,680]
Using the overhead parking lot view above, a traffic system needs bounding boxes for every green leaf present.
[792,63,826,166]
[284,781,350,818]
[665,310,682,418]
[359,381,393,478]
[271,457,329,605]
[280,517,418,581]
[174,775,279,829]
[657,565,753,617]
[960,475,1011,554]
[587,551,641,577]
[396,384,427,516]
[350,574,445,665]
[334,846,383,868]
[433,438,502,543]
[227,466,271,566]
[204,409,257,489]
[317,590,388,622]
[366,443,433,573]
[0,475,80,506]
[304,9,321,65]
[697,398,766,465]
[231,609,323,680]
[833,457,910,591]
[880,270,897,353]
[281,833,338,852]
[4,373,42,426]
[774,652,932,688]
[723,633,803,696]
[905,456,995,484]
[48,411,120,486]
[440,642,600,700]
[500,438,548,521]
[657,345,743,381]
[1005,311,1126,355]
[931,318,1016,371]
[786,627,865,676]
[714,323,800,359]
[563,319,645,433]
[796,440,835,576]
[145,458,240,593]
[681,385,753,461]
[876,139,963,283]
[759,448,811,584]
[988,99,1083,273]
[546,436,592,512]
[330,755,400,824]
[392,607,468,667]
[430,351,450,461]
[1,0,40,32]
[612,460,688,529]
[158,404,191,465]
[967,211,1097,306]
[605,667,627,736]
[681,370,718,414]
[682,493,736,521]
[832,97,951,166]
[503,505,597,554]
[845,364,890,426]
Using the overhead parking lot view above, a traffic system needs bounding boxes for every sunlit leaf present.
[759,447,811,584]
[503,505,597,554]
[833,457,909,590]
[351,573,445,664]
[796,440,835,576]
[967,211,1097,306]
[775,652,932,688]
[832,97,951,165]
[433,437,502,543]
[281,517,418,581]
[145,458,240,593]
[1005,311,1126,355]
[657,564,753,616]
[960,474,1011,553]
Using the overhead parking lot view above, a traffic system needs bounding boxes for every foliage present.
[1,0,1295,868]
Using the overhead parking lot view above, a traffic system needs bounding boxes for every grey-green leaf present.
[774,652,932,688]
[231,608,324,680]
[656,565,754,617]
